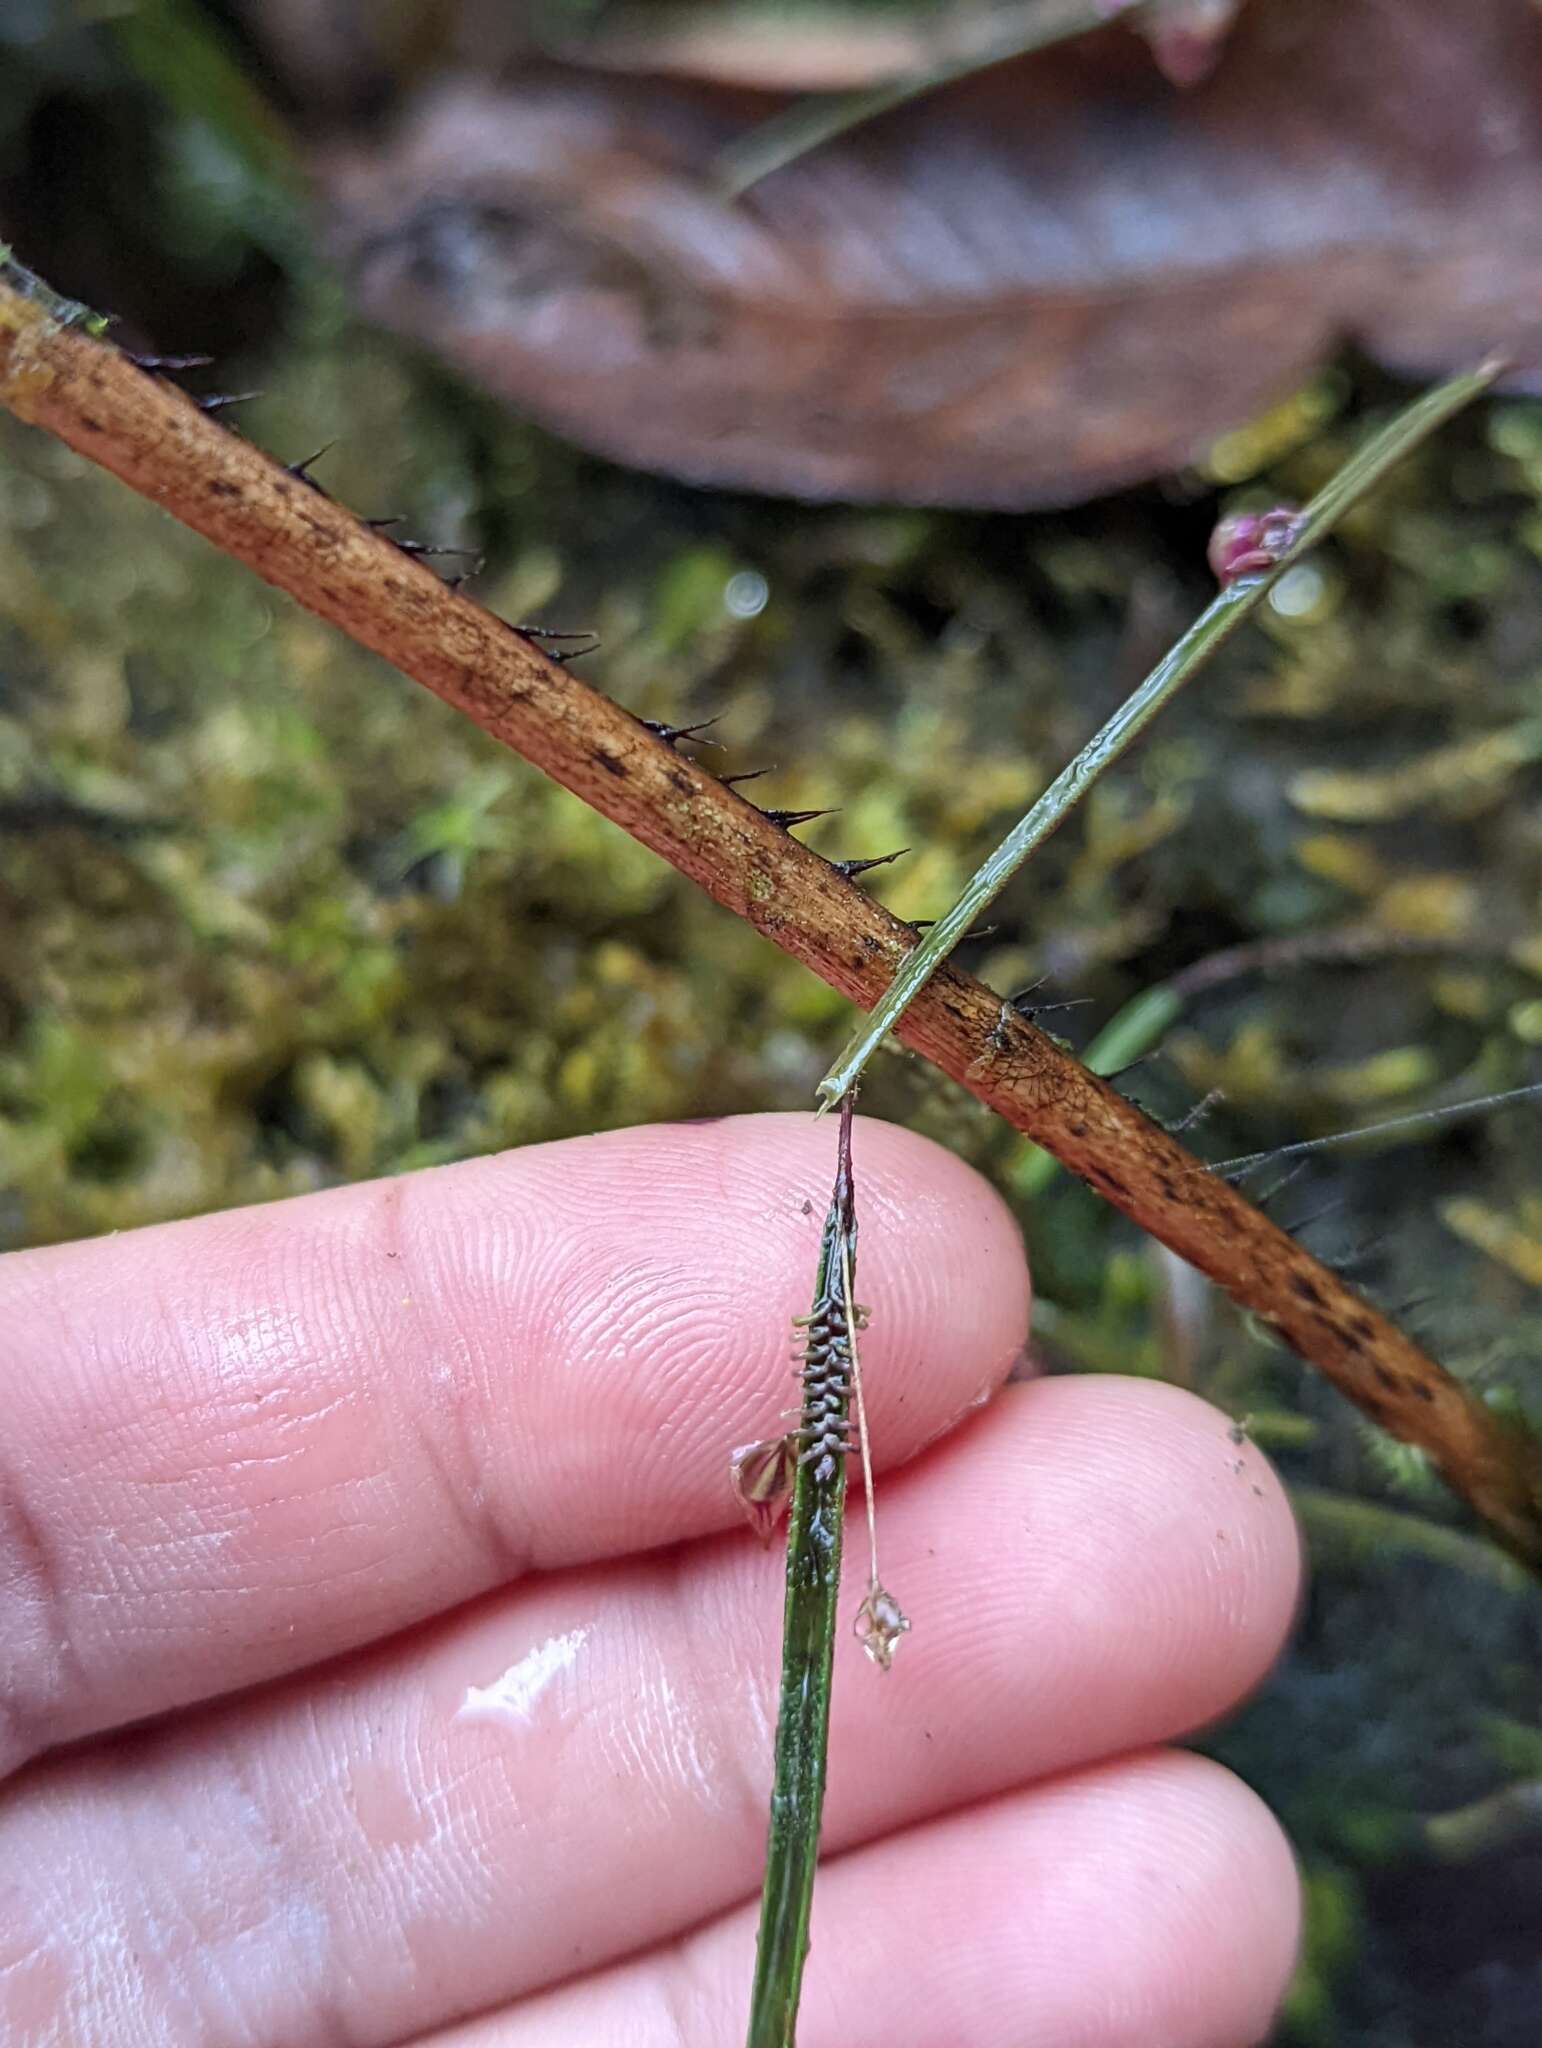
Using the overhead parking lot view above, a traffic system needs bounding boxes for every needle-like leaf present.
[816,360,1505,1111]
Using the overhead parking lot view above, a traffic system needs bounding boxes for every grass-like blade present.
[815,360,1504,1112]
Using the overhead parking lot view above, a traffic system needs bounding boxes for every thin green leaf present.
[815,360,1505,1112]
[745,1096,859,2048]
[716,0,1148,199]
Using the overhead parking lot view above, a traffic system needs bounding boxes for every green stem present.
[1027,1296,1162,1378]
[1291,1485,1532,1592]
[717,0,1147,198]
[816,361,1504,1112]
[1423,1781,1542,1863]
[745,1099,858,2047]
[1235,1411,1320,1452]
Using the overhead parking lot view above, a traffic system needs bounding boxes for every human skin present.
[0,1113,1302,2045]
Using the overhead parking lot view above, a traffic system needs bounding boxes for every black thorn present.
[833,847,909,880]
[514,623,599,661]
[366,515,405,530]
[197,390,262,413]
[285,442,335,490]
[1286,1194,1348,1237]
[126,350,214,372]
[1012,974,1048,1003]
[1327,1233,1392,1276]
[1104,1051,1159,1084]
[762,806,836,831]
[721,767,775,788]
[391,537,480,560]
[1011,988,1095,1020]
[1393,1291,1441,1319]
[642,716,724,751]
[444,557,487,591]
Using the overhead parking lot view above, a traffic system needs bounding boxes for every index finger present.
[0,1112,1028,1777]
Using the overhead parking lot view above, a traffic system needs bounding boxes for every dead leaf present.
[306,0,1542,506]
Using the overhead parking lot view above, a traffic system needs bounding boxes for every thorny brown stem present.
[3,264,1540,1567]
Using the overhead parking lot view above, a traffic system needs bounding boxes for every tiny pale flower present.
[854,1581,911,1672]
[730,1434,797,1545]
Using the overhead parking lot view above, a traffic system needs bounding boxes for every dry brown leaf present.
[306,0,1542,506]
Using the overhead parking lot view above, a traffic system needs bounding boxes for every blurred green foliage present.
[3,7,1542,2042]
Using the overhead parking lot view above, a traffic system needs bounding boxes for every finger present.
[430,1753,1301,2048]
[3,1379,1300,2046]
[0,1113,1028,1773]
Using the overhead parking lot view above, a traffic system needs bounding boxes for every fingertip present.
[486,1748,1301,2048]
[1190,1756,1305,2039]
[1087,1376,1304,1710]
[883,1373,1303,1766]
[822,1749,1302,2048]
[452,1111,1033,1498]
[1002,1750,1302,2047]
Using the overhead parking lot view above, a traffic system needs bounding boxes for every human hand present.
[0,1114,1301,2045]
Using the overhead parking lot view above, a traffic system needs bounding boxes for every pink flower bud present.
[1207,505,1303,586]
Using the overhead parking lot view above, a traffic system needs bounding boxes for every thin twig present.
[1210,1083,1542,1177]
[2,262,1538,1565]
[1013,923,1524,1197]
